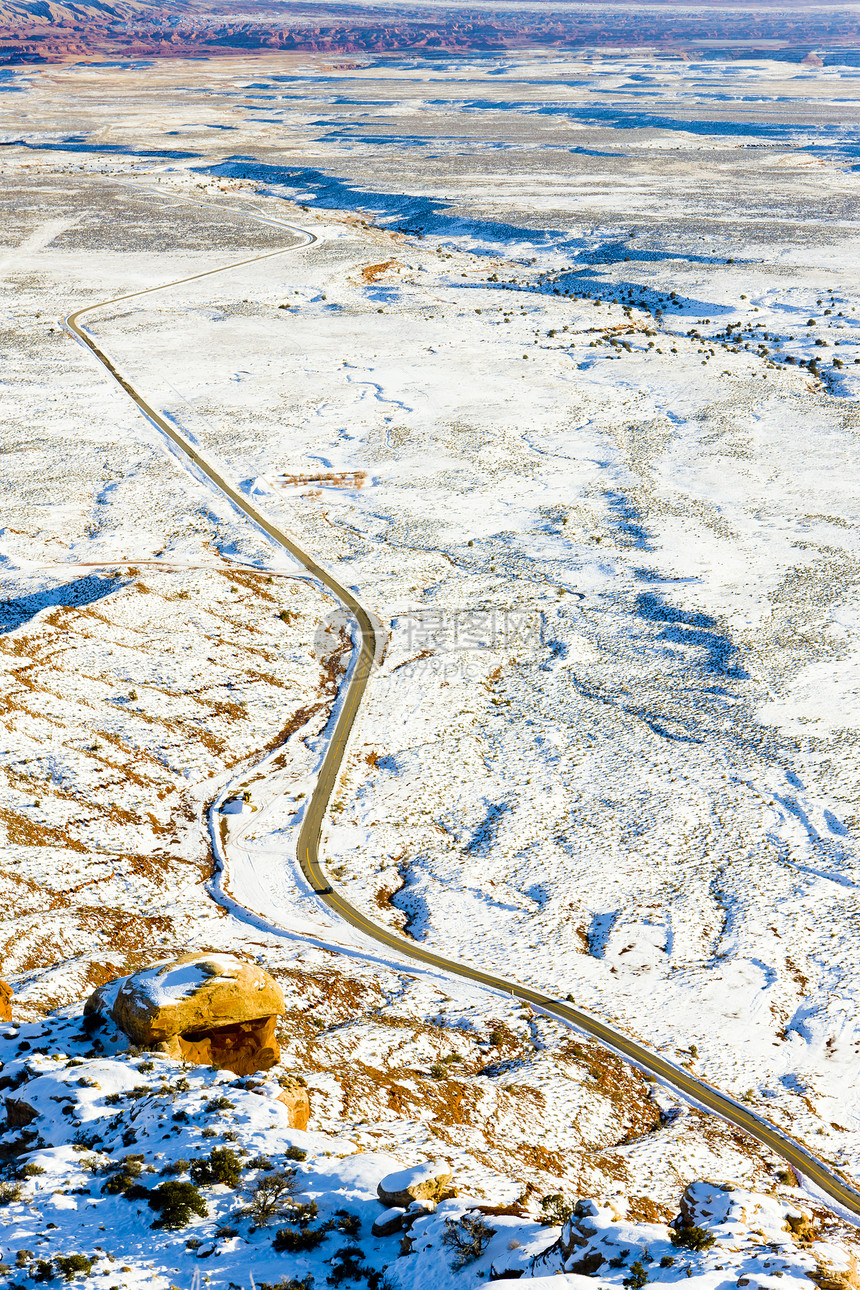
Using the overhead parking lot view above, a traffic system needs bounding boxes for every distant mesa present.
[0,0,857,65]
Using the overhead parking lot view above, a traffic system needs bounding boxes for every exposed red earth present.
[1,0,859,66]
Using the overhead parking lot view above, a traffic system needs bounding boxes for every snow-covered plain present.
[2,43,860,1285]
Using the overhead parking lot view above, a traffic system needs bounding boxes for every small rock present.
[372,1207,405,1237]
[403,1199,436,1229]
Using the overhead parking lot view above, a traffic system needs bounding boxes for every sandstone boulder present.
[0,978,12,1022]
[275,1075,310,1131]
[378,1160,455,1208]
[85,953,284,1077]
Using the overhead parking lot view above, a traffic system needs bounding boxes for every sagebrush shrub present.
[441,1214,496,1268]
[161,1159,190,1177]
[101,1155,144,1196]
[148,1181,208,1229]
[332,1209,360,1236]
[190,1148,242,1188]
[204,1095,234,1113]
[257,1277,314,1290]
[272,1226,327,1253]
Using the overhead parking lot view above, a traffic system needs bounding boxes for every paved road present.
[66,213,860,1223]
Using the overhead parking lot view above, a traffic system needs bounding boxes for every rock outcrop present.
[85,953,285,1077]
[378,1160,455,1208]
[4,1096,37,1128]
[0,978,12,1022]
[274,1074,311,1131]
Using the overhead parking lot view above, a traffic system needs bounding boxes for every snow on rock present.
[85,955,285,1077]
[378,1157,455,1206]
[372,1204,406,1235]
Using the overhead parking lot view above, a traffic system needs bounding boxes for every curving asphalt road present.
[65,207,860,1223]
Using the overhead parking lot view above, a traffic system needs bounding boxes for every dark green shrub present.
[671,1224,715,1252]
[190,1148,242,1188]
[540,1193,573,1226]
[55,1254,96,1281]
[283,1146,307,1162]
[273,1225,327,1252]
[148,1181,208,1229]
[660,1256,675,1268]
[33,1260,54,1282]
[101,1155,144,1196]
[332,1210,360,1237]
[626,1260,648,1287]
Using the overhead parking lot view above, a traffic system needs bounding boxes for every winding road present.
[65,203,860,1224]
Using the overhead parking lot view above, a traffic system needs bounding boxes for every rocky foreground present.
[1,1013,858,1288]
[1,955,859,1288]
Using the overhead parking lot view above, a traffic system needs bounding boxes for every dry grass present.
[0,566,335,1012]
[360,261,396,283]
